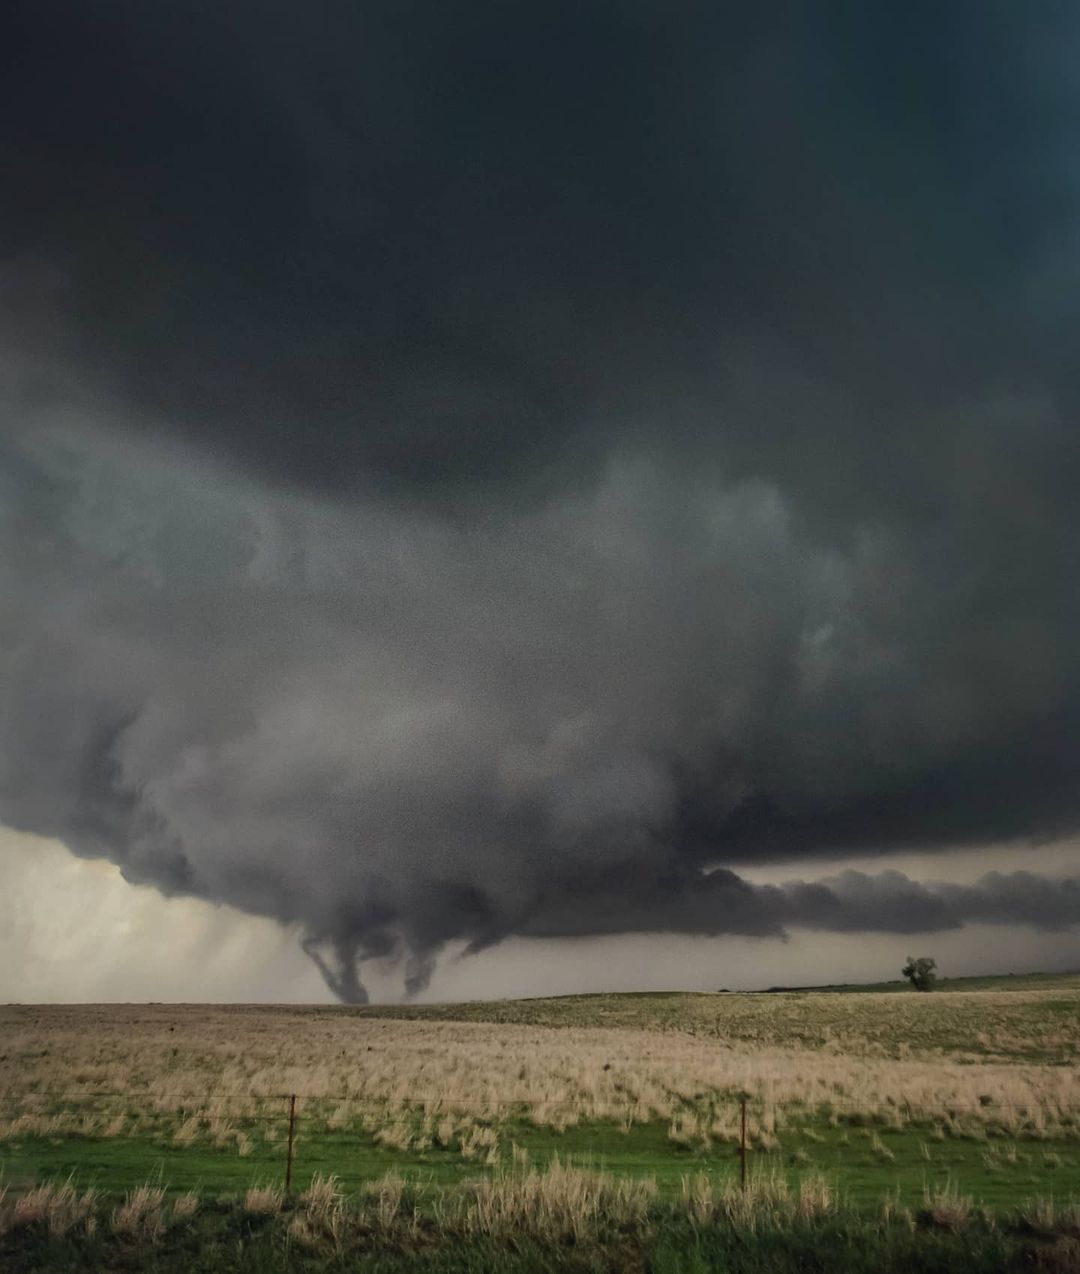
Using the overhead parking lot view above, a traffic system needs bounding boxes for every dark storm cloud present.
[2,4,1080,998]
[7,1,1076,497]
[521,868,1080,941]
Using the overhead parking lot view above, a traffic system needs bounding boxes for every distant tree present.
[902,956,938,992]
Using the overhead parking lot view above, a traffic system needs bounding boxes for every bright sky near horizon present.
[5,827,1078,1003]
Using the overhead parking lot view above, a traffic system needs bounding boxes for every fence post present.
[739,1097,747,1190]
[285,1094,297,1192]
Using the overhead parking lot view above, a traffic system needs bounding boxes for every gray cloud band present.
[520,868,1080,941]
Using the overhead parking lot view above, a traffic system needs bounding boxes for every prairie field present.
[2,976,1080,1268]
[2,975,1079,1199]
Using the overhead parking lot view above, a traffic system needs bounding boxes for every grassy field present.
[353,972,1080,1057]
[2,976,1078,1217]
[10,1166,1080,1274]
[5,1165,1080,1272]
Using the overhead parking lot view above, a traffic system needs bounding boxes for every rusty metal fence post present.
[739,1097,747,1190]
[285,1093,297,1192]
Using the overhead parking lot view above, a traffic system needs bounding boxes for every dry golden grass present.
[288,1173,347,1250]
[360,982,1080,1058]
[10,1179,98,1238]
[5,1163,1080,1262]
[0,1163,850,1254]
[244,1183,284,1214]
[112,1184,166,1242]
[460,1154,655,1241]
[678,1169,836,1232]
[0,996,1077,1162]
[362,1171,406,1230]
[172,1190,199,1220]
[919,1181,975,1231]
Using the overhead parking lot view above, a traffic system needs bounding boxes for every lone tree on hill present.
[902,956,938,991]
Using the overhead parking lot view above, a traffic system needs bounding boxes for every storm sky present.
[2,2,1079,1001]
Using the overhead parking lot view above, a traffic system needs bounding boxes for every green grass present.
[5,1112,1080,1211]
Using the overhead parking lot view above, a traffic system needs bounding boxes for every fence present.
[1,1088,1075,1196]
[206,1093,757,1193]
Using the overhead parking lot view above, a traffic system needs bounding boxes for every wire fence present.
[2,1088,1078,1193]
